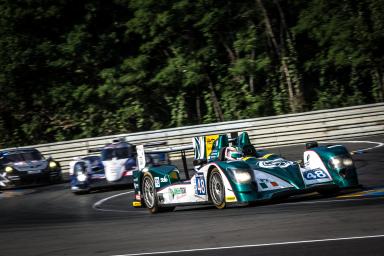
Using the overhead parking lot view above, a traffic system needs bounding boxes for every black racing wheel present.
[142,173,159,213]
[142,173,174,213]
[209,168,226,209]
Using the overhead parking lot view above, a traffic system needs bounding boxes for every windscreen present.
[101,147,131,161]
[21,150,44,161]
[1,150,43,164]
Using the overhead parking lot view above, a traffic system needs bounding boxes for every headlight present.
[330,157,342,169]
[329,156,354,169]
[49,161,57,168]
[5,166,13,173]
[227,168,252,184]
[234,171,252,183]
[74,162,87,175]
[343,158,353,166]
[77,173,87,182]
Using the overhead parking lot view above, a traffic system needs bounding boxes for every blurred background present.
[0,0,383,147]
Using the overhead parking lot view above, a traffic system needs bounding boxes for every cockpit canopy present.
[101,142,135,161]
[0,148,44,165]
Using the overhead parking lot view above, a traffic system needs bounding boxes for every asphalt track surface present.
[1,135,384,256]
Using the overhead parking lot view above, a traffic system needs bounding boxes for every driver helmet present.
[225,147,243,160]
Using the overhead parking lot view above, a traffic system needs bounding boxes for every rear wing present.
[135,132,250,179]
[192,135,219,161]
[88,147,103,153]
[87,141,167,154]
[193,134,232,162]
[191,131,254,161]
[136,144,193,179]
[136,134,230,178]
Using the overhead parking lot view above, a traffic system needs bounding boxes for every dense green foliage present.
[0,0,383,147]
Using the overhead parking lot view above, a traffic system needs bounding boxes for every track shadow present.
[171,187,370,213]
[85,184,134,195]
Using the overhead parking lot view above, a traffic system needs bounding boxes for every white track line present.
[262,140,384,152]
[321,140,384,154]
[92,191,133,211]
[111,234,384,256]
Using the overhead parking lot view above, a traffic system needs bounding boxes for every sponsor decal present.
[225,196,236,202]
[172,187,186,195]
[193,137,204,160]
[303,168,329,180]
[132,201,142,207]
[258,178,279,189]
[258,159,293,169]
[205,135,219,158]
[304,154,311,167]
[195,173,207,195]
[135,194,141,200]
[169,187,186,199]
[136,145,146,170]
[208,149,219,160]
[160,176,168,183]
[154,177,160,188]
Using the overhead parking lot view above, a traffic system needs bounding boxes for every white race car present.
[70,138,167,194]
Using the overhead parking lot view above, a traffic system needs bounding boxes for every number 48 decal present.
[303,169,329,180]
[195,173,206,195]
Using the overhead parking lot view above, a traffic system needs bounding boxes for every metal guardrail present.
[14,103,384,172]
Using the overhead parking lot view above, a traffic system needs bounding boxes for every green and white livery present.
[132,132,359,213]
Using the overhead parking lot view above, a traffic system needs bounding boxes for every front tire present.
[209,168,226,209]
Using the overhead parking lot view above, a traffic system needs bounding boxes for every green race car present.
[132,132,359,213]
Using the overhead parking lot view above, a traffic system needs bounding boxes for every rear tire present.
[142,173,174,213]
[209,168,226,209]
[142,173,159,213]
